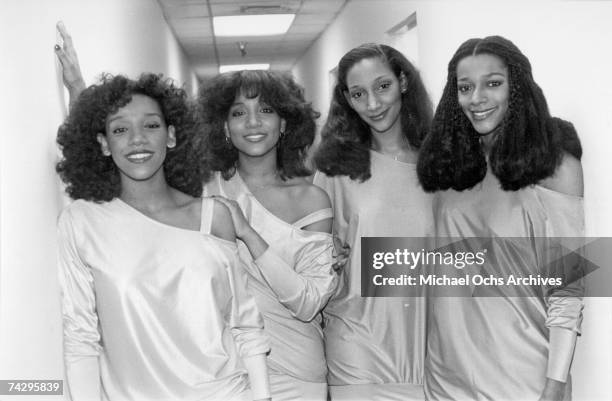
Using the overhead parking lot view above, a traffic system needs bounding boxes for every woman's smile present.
[125,150,155,163]
[469,106,498,121]
[243,133,268,142]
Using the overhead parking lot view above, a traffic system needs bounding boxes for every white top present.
[425,169,584,400]
[314,151,434,387]
[58,197,269,400]
[204,172,338,382]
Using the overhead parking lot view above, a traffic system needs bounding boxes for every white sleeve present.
[253,236,337,321]
[57,209,102,400]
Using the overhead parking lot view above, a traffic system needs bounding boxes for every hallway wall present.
[0,0,197,398]
[293,0,420,126]
[293,1,612,400]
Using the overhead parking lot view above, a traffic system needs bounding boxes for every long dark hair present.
[314,43,432,181]
[198,70,319,180]
[417,35,581,192]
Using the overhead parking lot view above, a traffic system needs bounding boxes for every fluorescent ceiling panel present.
[213,14,295,36]
[219,63,271,73]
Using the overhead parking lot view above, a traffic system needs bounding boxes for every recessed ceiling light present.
[213,14,295,36]
[219,64,271,73]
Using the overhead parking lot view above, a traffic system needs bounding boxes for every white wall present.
[293,0,420,126]
[293,1,612,400]
[0,0,196,399]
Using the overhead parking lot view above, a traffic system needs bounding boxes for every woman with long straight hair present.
[314,43,433,400]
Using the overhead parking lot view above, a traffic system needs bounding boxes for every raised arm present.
[54,21,86,106]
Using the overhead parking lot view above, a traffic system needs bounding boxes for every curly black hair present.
[417,35,582,192]
[56,73,207,201]
[314,43,433,181]
[197,69,320,180]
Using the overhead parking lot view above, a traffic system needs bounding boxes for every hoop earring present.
[399,71,408,93]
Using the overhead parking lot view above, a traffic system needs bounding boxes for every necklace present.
[385,150,406,161]
[371,144,409,162]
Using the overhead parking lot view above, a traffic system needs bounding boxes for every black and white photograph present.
[1,0,611,400]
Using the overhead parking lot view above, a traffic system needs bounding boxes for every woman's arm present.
[242,354,271,401]
[538,153,585,401]
[214,195,269,259]
[539,153,583,198]
[54,21,86,106]
[226,252,271,400]
[57,208,102,401]
[214,193,338,322]
[64,358,101,401]
[215,203,271,400]
[250,235,337,321]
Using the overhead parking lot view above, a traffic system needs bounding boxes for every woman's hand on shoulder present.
[212,196,269,260]
[210,198,237,242]
[540,152,583,197]
[211,196,253,240]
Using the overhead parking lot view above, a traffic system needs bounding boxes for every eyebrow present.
[348,75,392,90]
[457,72,506,81]
[230,101,271,108]
[107,112,162,123]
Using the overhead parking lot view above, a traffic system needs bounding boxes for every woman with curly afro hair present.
[417,36,584,400]
[199,69,338,401]
[312,43,434,401]
[56,73,271,401]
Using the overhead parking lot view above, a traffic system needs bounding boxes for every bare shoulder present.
[288,178,332,213]
[303,173,315,184]
[539,152,584,197]
[210,199,236,242]
[283,178,332,233]
[172,190,203,222]
[172,188,199,207]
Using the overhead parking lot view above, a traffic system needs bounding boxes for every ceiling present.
[157,0,349,79]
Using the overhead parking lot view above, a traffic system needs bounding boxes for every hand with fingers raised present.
[54,21,86,105]
[212,196,253,240]
[211,195,271,261]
